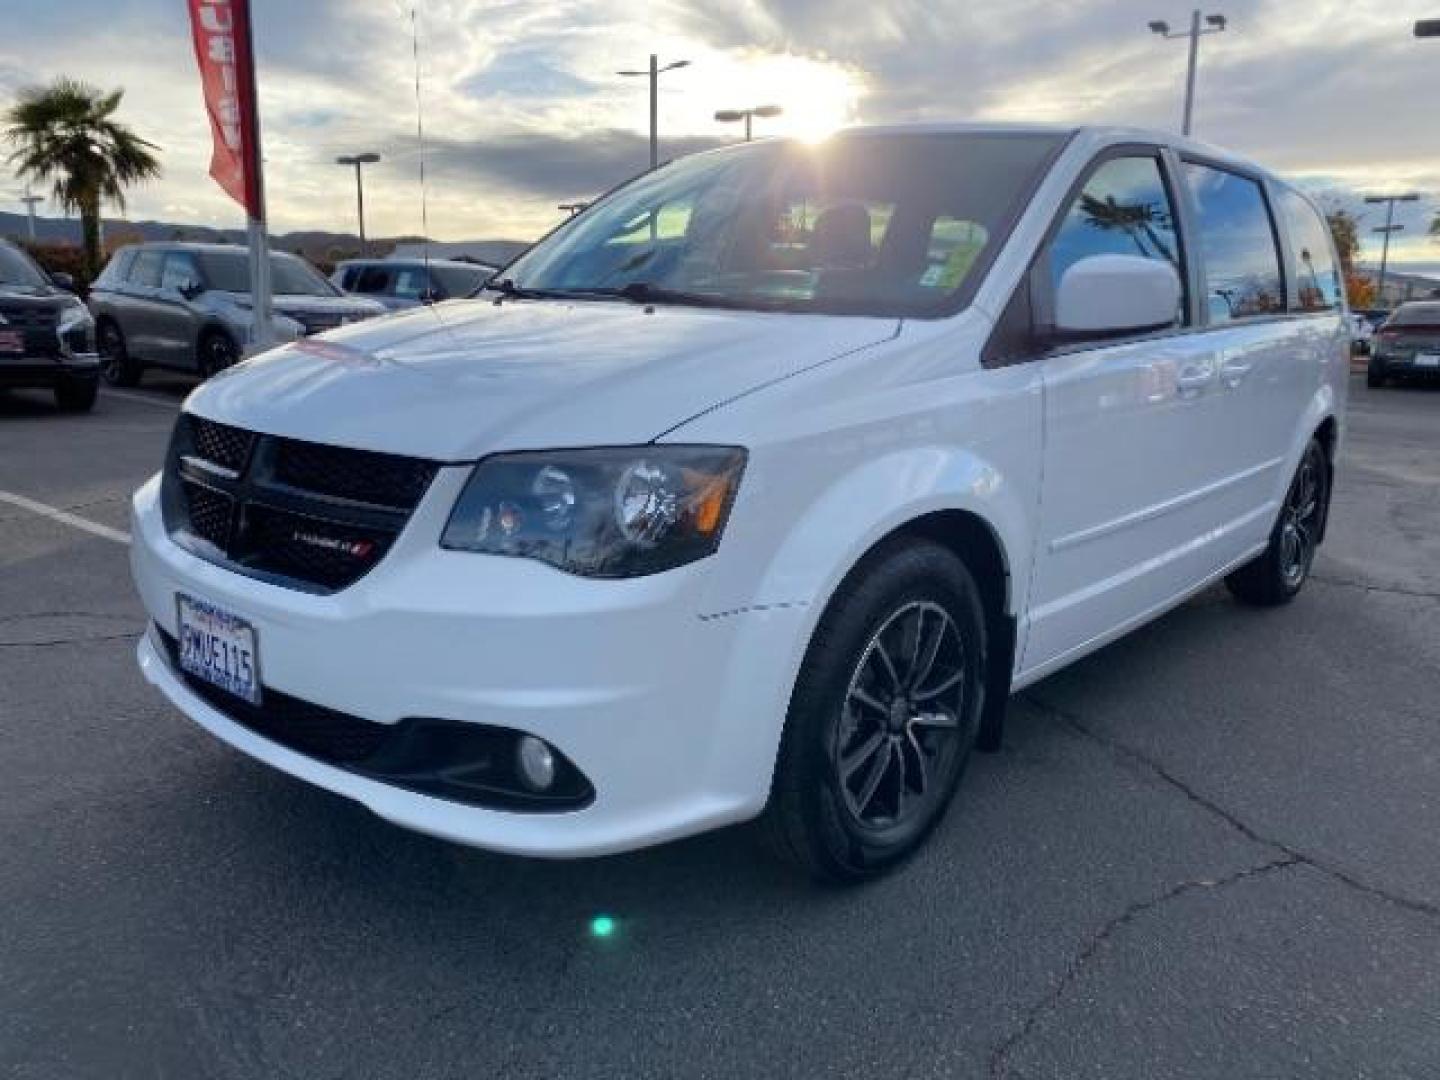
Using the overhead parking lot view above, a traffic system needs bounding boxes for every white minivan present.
[131,124,1348,881]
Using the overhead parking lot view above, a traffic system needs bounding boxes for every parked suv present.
[89,243,386,386]
[332,257,497,310]
[131,125,1348,881]
[0,238,99,411]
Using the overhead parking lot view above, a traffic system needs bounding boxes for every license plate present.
[0,329,23,354]
[176,594,260,705]
[1416,353,1440,368]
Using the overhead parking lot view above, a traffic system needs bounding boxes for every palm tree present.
[4,78,161,278]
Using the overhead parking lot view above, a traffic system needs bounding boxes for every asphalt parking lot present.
[2,372,1438,1079]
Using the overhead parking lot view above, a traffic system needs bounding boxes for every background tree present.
[4,78,161,279]
[1325,208,1375,308]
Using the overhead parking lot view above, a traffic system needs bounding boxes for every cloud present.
[0,0,1435,269]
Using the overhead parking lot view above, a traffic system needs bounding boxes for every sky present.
[2,0,1438,271]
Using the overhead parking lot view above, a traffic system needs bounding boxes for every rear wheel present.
[763,539,989,883]
[197,330,240,379]
[98,320,142,387]
[1226,438,1329,607]
[1367,364,1386,389]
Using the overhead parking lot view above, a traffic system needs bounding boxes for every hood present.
[0,282,68,303]
[186,297,898,460]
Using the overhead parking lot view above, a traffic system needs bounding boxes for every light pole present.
[18,191,42,241]
[558,202,589,219]
[1364,193,1420,307]
[714,105,784,142]
[1148,11,1228,137]
[335,153,381,254]
[617,55,690,171]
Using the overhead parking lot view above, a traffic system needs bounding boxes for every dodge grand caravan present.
[131,125,1348,881]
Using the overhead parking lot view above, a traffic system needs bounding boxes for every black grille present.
[163,416,440,593]
[0,304,59,330]
[182,481,233,549]
[272,437,439,510]
[157,628,388,762]
[190,417,254,473]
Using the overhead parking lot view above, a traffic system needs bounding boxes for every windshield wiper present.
[483,277,575,301]
[554,282,737,309]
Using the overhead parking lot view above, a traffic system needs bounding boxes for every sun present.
[683,50,863,145]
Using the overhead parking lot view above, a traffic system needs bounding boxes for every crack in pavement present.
[0,632,139,649]
[1025,695,1440,920]
[985,694,1440,1077]
[1311,574,1440,602]
[987,856,1301,1078]
[0,610,143,648]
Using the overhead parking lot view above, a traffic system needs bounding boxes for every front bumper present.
[130,472,808,857]
[0,352,100,389]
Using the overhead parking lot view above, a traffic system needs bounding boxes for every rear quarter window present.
[1278,189,1341,312]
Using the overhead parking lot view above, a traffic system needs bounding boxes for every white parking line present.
[102,388,182,410]
[0,489,130,545]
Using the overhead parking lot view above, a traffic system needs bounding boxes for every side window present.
[353,266,393,295]
[391,268,429,300]
[1183,163,1285,323]
[160,253,200,292]
[1048,155,1184,322]
[130,251,164,288]
[1278,189,1341,313]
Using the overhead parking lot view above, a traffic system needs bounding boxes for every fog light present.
[516,735,557,791]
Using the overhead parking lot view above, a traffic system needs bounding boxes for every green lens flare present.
[590,915,617,939]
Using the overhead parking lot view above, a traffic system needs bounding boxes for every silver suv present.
[89,243,386,386]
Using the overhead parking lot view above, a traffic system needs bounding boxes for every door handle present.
[1176,364,1214,396]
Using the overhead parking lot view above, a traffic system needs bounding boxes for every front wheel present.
[54,376,98,413]
[762,539,989,883]
[98,321,142,387]
[1226,438,1329,607]
[197,330,240,379]
[1367,365,1386,389]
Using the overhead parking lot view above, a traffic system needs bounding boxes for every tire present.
[1367,366,1386,389]
[98,320,142,387]
[1226,438,1329,607]
[762,538,990,883]
[54,376,99,413]
[197,330,240,379]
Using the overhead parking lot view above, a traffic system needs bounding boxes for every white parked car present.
[130,124,1348,881]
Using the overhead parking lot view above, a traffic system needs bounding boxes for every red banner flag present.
[187,0,263,217]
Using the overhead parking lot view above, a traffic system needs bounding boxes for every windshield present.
[198,251,338,297]
[502,131,1065,316]
[0,244,49,288]
[1387,302,1440,327]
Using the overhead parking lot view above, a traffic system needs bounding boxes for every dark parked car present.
[88,243,387,387]
[0,238,99,412]
[331,258,496,310]
[1368,301,1440,387]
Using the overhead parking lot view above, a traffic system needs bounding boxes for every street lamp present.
[1363,193,1421,306]
[335,152,381,254]
[617,55,690,171]
[1416,17,1440,36]
[558,202,589,219]
[1148,10,1228,137]
[714,105,783,142]
[17,191,42,241]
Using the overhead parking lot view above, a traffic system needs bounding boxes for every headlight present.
[441,446,747,577]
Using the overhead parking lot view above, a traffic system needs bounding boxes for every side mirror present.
[1054,254,1180,339]
[50,271,76,293]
